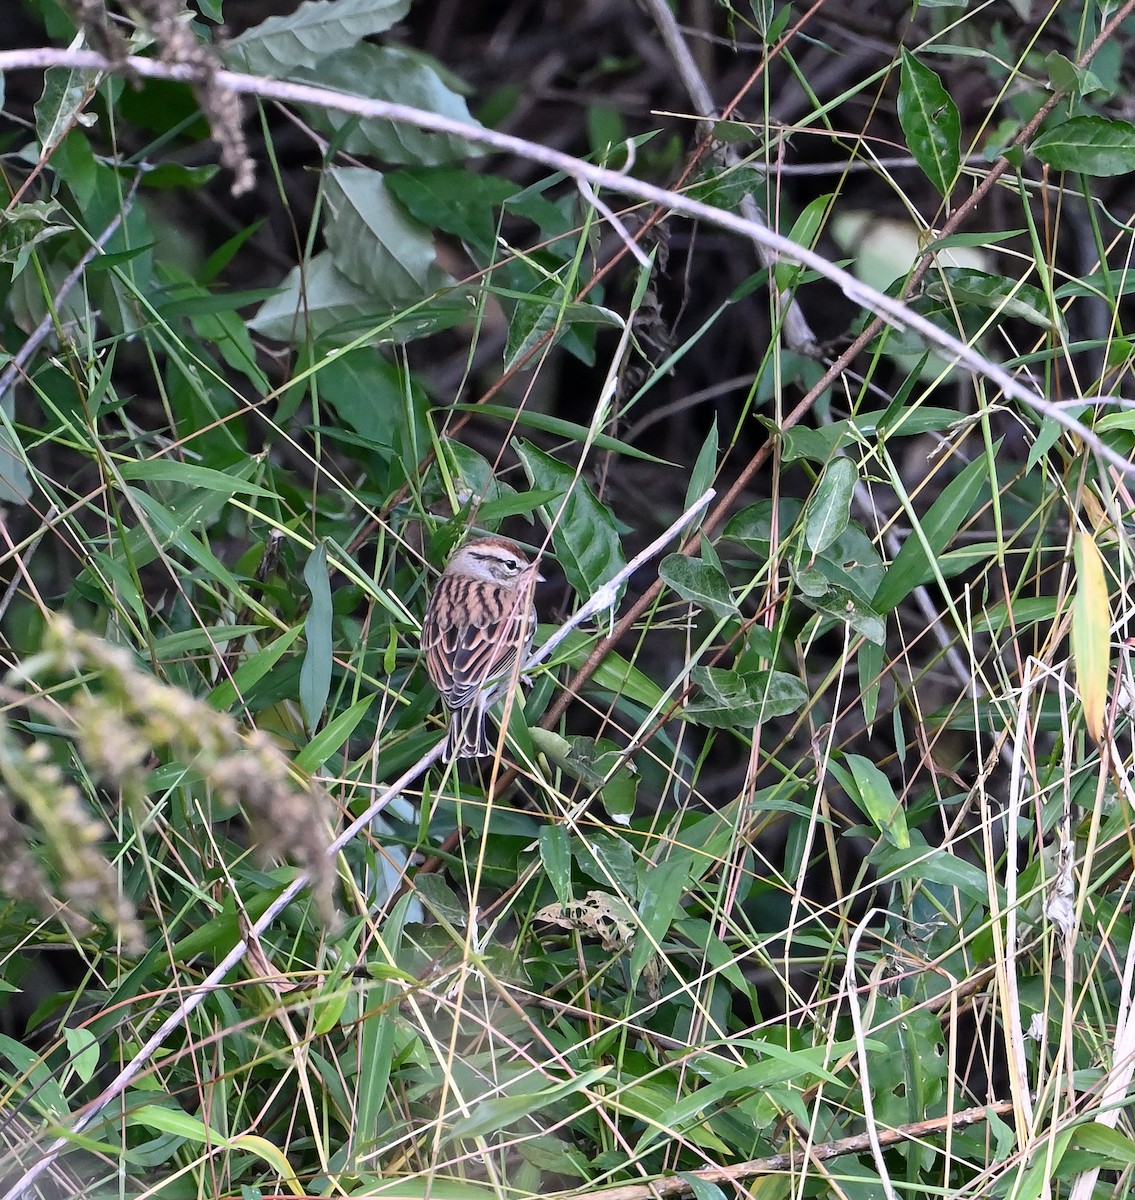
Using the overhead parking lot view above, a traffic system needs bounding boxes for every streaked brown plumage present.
[422,536,542,760]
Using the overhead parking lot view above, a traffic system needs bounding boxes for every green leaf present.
[1032,115,1135,176]
[630,858,690,986]
[62,1028,99,1086]
[898,50,961,198]
[871,448,994,614]
[250,250,468,346]
[117,460,278,498]
[0,400,31,506]
[447,1066,611,1141]
[386,167,519,257]
[224,0,411,75]
[873,844,990,904]
[859,639,883,729]
[923,267,1066,337]
[208,626,303,710]
[300,541,333,731]
[542,627,664,709]
[805,457,858,555]
[685,666,808,728]
[515,441,627,600]
[659,555,736,619]
[503,278,623,372]
[724,497,804,556]
[540,737,639,822]
[295,693,375,772]
[295,44,481,165]
[324,167,452,304]
[35,66,101,156]
[0,200,70,264]
[804,587,886,645]
[539,825,573,906]
[776,193,834,290]
[686,418,718,514]
[1044,51,1105,100]
[831,753,908,848]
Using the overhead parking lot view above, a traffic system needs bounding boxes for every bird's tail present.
[444,705,491,760]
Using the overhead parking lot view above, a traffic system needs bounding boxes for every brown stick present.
[580,1101,1016,1200]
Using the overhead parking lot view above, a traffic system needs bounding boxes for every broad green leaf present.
[724,498,804,556]
[0,1034,67,1118]
[1069,1123,1135,1167]
[831,753,908,848]
[0,398,31,506]
[630,858,690,986]
[127,1107,302,1192]
[225,0,411,75]
[574,834,637,899]
[504,277,622,372]
[680,1177,729,1200]
[539,825,573,907]
[1072,530,1111,744]
[35,65,101,156]
[641,1051,843,1154]
[538,737,639,823]
[126,488,242,591]
[474,488,564,524]
[685,666,808,728]
[296,44,481,165]
[873,844,991,904]
[386,167,519,258]
[871,448,994,614]
[300,541,333,731]
[251,251,468,345]
[804,587,886,645]
[315,346,415,452]
[1032,115,1135,177]
[62,1028,99,1086]
[659,555,736,619]
[859,639,883,729]
[1044,51,1106,100]
[1055,270,1135,301]
[812,525,886,602]
[324,167,452,304]
[516,441,626,600]
[898,51,961,198]
[805,457,857,555]
[923,268,1067,338]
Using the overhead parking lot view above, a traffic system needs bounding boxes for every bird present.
[421,536,543,760]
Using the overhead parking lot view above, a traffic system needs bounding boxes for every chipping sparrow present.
[422,536,543,760]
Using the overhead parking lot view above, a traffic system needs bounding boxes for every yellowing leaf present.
[1072,530,1111,743]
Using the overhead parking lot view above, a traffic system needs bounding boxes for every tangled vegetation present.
[2,0,1135,1197]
